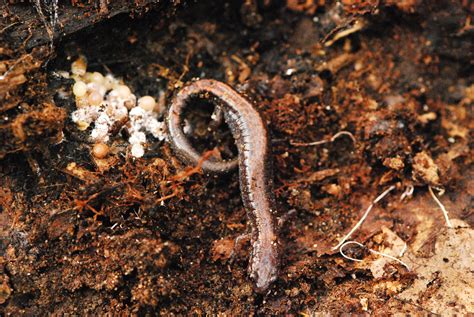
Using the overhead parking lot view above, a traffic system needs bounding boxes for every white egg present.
[138,95,156,112]
[72,81,87,97]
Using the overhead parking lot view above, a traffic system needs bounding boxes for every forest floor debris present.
[1,0,472,315]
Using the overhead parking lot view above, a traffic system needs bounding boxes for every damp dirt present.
[1,1,473,315]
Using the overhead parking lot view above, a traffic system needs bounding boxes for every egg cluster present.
[69,56,166,158]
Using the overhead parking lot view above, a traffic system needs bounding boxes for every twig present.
[428,186,453,228]
[340,240,410,271]
[290,130,356,147]
[0,21,20,34]
[156,149,218,204]
[333,185,396,250]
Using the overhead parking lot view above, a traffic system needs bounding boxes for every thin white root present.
[339,241,363,262]
[332,185,396,250]
[330,131,357,144]
[400,185,414,201]
[399,242,407,257]
[433,186,445,196]
[290,130,356,147]
[428,186,453,228]
[340,240,410,271]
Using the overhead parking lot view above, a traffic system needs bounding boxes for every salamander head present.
[250,238,280,293]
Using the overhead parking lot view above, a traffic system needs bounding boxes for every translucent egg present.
[138,95,156,112]
[72,81,87,97]
[87,82,106,97]
[90,72,104,85]
[88,91,103,106]
[83,72,93,82]
[92,143,109,159]
[103,74,117,90]
[116,85,132,98]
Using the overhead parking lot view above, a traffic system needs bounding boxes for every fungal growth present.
[68,56,166,157]
[166,79,280,292]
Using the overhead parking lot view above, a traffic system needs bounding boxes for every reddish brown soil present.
[1,1,473,315]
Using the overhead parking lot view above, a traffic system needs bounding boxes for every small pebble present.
[138,95,156,112]
[92,143,109,159]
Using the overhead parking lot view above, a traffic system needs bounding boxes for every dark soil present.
[1,0,473,315]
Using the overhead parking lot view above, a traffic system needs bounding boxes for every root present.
[428,186,453,228]
[399,185,414,201]
[290,130,356,147]
[340,240,410,271]
[333,185,396,250]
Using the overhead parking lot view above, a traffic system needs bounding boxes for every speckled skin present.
[166,79,280,293]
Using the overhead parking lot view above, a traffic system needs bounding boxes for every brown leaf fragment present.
[383,156,405,171]
[211,237,235,262]
[412,151,440,186]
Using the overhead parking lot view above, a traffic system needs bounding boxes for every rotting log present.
[3,1,179,50]
[0,1,180,157]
